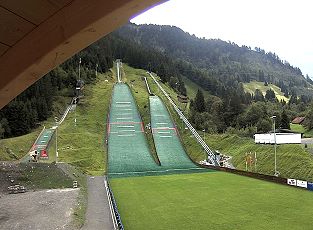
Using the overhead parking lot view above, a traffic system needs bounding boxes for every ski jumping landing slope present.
[108,84,205,177]
[150,95,196,169]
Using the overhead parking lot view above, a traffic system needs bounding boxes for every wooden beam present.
[0,0,72,25]
[0,0,165,109]
[0,42,9,56]
[0,7,35,46]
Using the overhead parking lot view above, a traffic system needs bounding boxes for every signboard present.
[287,179,297,186]
[296,180,307,188]
[307,182,313,191]
[40,149,48,158]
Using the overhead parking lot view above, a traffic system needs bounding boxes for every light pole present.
[202,129,206,142]
[78,58,81,81]
[271,115,278,176]
[55,117,59,163]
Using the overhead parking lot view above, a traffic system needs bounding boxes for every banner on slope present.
[296,180,307,188]
[287,179,297,186]
[307,182,313,191]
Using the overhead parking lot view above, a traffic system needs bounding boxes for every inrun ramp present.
[108,84,158,175]
[150,96,197,169]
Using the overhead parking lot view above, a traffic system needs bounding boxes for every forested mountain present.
[1,22,313,138]
[116,23,312,94]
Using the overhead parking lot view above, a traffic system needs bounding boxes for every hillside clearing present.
[243,81,289,102]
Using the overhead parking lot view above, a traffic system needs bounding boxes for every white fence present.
[254,133,301,144]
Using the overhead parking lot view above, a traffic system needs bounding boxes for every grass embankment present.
[0,128,42,161]
[206,134,313,181]
[58,72,114,175]
[111,172,313,230]
[16,163,73,189]
[182,75,211,99]
[121,65,159,164]
[243,80,288,102]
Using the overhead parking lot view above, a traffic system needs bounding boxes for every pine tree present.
[280,110,290,129]
[194,89,205,113]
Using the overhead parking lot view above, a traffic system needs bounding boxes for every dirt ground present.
[0,188,79,230]
[0,162,80,229]
[0,162,21,194]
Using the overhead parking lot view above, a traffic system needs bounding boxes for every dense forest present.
[0,38,113,138]
[1,22,313,138]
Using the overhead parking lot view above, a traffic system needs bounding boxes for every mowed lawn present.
[110,172,313,230]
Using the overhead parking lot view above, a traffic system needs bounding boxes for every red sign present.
[40,149,48,158]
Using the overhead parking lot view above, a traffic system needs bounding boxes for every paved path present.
[82,176,113,230]
[301,138,313,144]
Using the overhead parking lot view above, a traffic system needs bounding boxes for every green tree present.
[254,89,265,101]
[265,89,276,102]
[194,89,205,113]
[256,118,272,133]
[280,110,290,129]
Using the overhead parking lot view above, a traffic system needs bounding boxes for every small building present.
[177,95,189,103]
[291,116,305,124]
[255,130,301,144]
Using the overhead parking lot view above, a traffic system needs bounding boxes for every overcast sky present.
[131,0,313,78]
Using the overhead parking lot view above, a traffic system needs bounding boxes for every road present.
[82,176,114,230]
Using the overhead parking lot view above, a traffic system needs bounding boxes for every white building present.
[254,132,301,144]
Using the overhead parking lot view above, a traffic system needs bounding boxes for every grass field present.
[290,123,313,138]
[58,72,114,175]
[182,76,211,99]
[110,172,313,230]
[243,81,289,102]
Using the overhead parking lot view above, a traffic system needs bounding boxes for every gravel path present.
[82,176,114,230]
[0,188,79,230]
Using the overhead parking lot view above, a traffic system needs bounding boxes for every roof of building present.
[291,117,305,124]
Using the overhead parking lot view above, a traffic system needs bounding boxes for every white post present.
[202,129,206,142]
[245,152,248,171]
[272,115,278,176]
[74,97,77,126]
[55,117,58,163]
[96,63,98,76]
[254,152,257,172]
[78,58,81,81]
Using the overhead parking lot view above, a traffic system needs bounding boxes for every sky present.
[131,0,313,78]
